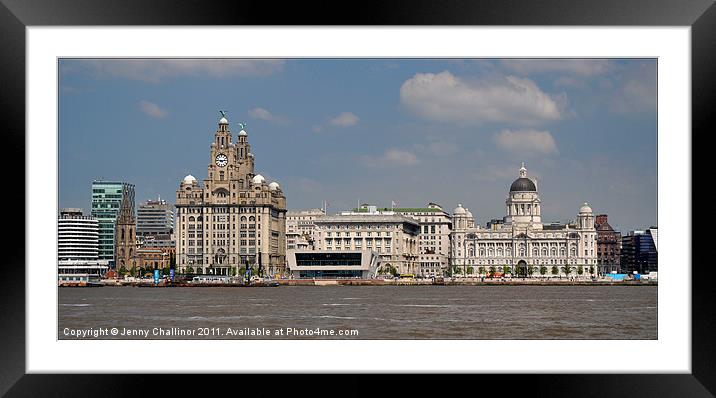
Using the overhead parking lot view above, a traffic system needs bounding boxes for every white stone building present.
[313,208,420,275]
[286,208,325,251]
[451,164,598,278]
[371,203,452,277]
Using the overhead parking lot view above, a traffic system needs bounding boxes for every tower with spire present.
[114,185,137,271]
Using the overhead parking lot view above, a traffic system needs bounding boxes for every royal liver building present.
[175,113,287,276]
[451,164,598,277]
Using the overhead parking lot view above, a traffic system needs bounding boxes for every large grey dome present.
[510,177,537,192]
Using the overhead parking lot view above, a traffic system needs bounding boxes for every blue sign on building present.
[154,269,160,284]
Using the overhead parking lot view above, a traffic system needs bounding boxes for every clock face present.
[215,154,228,167]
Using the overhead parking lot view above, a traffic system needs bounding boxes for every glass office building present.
[90,180,135,265]
[137,197,174,239]
[620,228,658,274]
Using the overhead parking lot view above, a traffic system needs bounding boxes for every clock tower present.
[175,112,287,277]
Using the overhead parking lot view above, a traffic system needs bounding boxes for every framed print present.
[2,0,713,395]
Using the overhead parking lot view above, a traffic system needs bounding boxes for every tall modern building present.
[90,180,135,265]
[452,163,598,277]
[137,197,175,239]
[621,228,658,274]
[175,113,287,276]
[57,208,109,282]
[58,208,99,260]
[595,214,621,274]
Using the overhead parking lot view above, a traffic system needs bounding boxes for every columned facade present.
[451,164,598,278]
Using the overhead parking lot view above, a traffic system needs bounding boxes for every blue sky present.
[59,58,657,233]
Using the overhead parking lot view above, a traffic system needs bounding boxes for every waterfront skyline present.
[59,58,657,232]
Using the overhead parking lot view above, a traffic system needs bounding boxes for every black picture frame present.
[1,0,711,395]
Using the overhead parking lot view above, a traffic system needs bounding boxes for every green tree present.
[162,267,170,276]
[589,266,595,276]
[186,266,195,274]
[118,266,127,277]
[489,266,496,277]
[551,265,558,276]
[478,266,485,276]
[130,266,138,277]
[564,265,572,279]
[467,266,474,275]
[577,266,584,276]
[516,265,527,277]
[540,266,547,276]
[504,266,512,275]
[231,267,237,277]
[528,266,535,277]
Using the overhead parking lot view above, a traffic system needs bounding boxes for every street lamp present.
[161,252,168,279]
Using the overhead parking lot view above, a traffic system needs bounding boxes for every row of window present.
[324,231,392,237]
[319,224,402,230]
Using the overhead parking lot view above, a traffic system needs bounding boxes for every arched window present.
[533,248,540,257]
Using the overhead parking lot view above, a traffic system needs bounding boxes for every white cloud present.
[329,112,359,127]
[249,107,274,121]
[138,100,167,119]
[79,59,285,82]
[400,71,563,126]
[471,164,528,182]
[415,141,459,157]
[361,149,419,167]
[384,149,418,165]
[493,129,558,155]
[501,59,614,76]
[248,107,291,126]
[611,62,657,114]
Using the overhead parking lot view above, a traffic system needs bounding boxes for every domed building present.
[451,163,597,278]
[175,113,287,276]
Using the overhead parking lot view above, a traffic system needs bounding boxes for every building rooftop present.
[351,207,444,213]
[317,213,420,225]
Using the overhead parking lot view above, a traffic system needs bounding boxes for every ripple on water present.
[58,285,657,339]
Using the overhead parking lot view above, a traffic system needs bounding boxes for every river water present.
[58,285,657,339]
